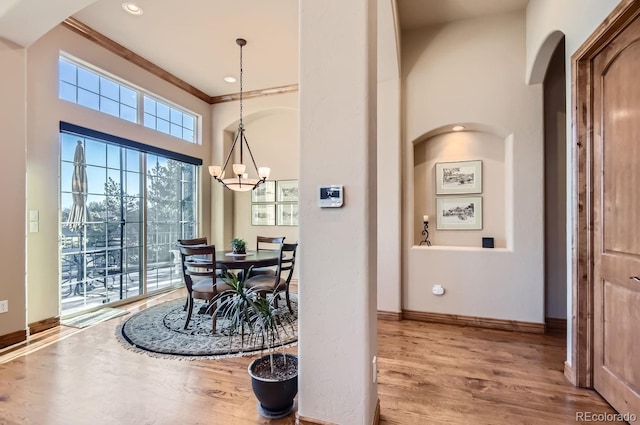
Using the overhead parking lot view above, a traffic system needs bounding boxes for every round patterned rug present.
[117,295,298,359]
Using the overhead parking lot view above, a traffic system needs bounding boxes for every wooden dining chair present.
[244,242,298,313]
[177,244,231,332]
[248,236,285,278]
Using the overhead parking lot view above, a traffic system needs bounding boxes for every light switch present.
[29,210,39,221]
[29,222,39,233]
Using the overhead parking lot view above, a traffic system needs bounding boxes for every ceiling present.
[0,0,529,98]
[397,0,529,31]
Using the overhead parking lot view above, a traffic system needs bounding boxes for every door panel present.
[593,11,640,418]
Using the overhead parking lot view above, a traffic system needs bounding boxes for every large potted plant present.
[211,268,298,418]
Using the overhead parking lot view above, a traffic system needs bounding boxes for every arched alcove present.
[412,124,511,248]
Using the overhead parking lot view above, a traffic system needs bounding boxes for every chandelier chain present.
[239,41,243,128]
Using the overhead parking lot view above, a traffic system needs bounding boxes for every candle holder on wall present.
[419,217,431,246]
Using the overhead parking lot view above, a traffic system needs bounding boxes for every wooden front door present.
[592,9,640,418]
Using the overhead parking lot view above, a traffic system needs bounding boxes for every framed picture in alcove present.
[436,196,483,230]
[251,181,276,203]
[251,204,276,226]
[435,160,482,195]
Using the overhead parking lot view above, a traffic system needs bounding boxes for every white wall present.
[0,38,27,336]
[298,0,377,422]
[376,0,402,314]
[402,11,545,323]
[525,0,620,361]
[25,25,212,323]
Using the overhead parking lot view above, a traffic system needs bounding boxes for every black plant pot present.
[248,354,298,419]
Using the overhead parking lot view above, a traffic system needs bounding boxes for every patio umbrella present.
[66,141,87,232]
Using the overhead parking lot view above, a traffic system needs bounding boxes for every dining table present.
[215,250,280,275]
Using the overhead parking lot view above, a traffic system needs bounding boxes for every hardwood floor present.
[0,290,617,424]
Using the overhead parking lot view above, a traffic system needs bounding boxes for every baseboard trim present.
[564,361,577,386]
[402,310,545,334]
[296,414,336,425]
[545,317,567,334]
[377,310,402,321]
[296,399,380,425]
[29,317,60,335]
[0,329,27,349]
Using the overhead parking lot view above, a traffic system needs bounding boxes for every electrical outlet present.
[0,300,8,313]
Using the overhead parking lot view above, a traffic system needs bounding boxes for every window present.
[58,55,198,143]
[143,96,196,142]
[59,123,201,315]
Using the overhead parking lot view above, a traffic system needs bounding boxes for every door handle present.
[631,276,640,283]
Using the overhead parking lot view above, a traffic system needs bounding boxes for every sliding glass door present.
[60,128,198,315]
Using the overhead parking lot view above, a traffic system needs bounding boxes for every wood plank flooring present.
[0,290,618,424]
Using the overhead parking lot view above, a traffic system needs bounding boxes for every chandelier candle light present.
[209,38,270,192]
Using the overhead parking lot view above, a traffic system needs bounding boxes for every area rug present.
[116,295,298,359]
[61,307,129,329]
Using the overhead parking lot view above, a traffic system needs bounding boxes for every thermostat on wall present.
[318,185,344,208]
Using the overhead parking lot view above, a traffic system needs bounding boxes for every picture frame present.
[251,180,276,203]
[436,196,483,230]
[435,160,482,195]
[277,180,299,202]
[251,204,276,226]
[277,203,299,226]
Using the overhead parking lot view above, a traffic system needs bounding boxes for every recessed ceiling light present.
[452,125,465,132]
[122,3,143,16]
[223,76,237,83]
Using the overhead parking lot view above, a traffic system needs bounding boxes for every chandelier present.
[209,38,270,192]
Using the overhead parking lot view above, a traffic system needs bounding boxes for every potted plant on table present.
[230,238,247,255]
[211,268,298,419]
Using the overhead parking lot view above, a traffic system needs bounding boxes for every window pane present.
[78,88,99,110]
[125,171,140,196]
[86,166,107,195]
[170,108,181,124]
[157,119,170,134]
[183,130,194,143]
[126,150,140,172]
[59,59,77,84]
[59,82,76,103]
[77,68,99,92]
[61,134,80,162]
[78,89,100,110]
[100,96,119,117]
[107,144,120,169]
[170,123,182,138]
[84,139,106,167]
[120,86,136,107]
[60,162,74,192]
[120,105,137,123]
[156,103,170,120]
[143,113,156,129]
[143,96,155,114]
[183,114,194,131]
[100,77,119,101]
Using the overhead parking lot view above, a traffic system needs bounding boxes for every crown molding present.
[61,18,299,105]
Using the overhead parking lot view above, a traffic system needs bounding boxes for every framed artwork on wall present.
[277,180,299,202]
[436,196,483,230]
[435,160,482,195]
[277,203,299,226]
[251,180,276,203]
[251,204,276,226]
